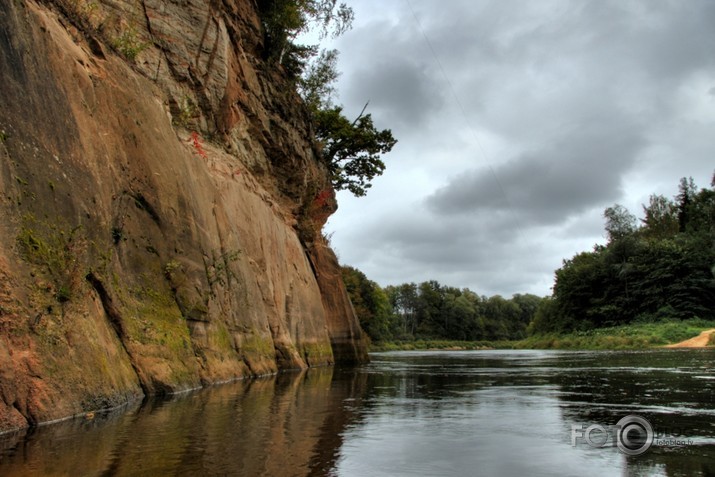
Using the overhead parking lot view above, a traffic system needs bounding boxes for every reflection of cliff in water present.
[0,367,368,476]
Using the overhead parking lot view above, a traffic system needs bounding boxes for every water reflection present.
[334,350,715,477]
[1,350,713,476]
[0,368,367,476]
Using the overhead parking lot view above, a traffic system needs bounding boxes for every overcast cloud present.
[319,0,715,297]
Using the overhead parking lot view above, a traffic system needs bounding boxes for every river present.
[1,349,714,476]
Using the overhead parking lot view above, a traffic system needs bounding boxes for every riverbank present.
[665,328,715,348]
[369,319,715,351]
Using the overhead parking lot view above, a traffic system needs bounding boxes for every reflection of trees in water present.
[359,351,715,477]
[535,351,715,477]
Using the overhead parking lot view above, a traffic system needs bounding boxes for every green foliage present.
[258,4,397,197]
[342,265,544,343]
[299,49,396,196]
[531,176,715,336]
[371,319,715,351]
[676,176,698,232]
[641,194,679,241]
[604,203,637,242]
[522,319,715,349]
[163,259,181,278]
[60,0,103,28]
[204,250,242,291]
[258,0,353,68]
[314,105,396,196]
[342,265,397,342]
[298,48,340,111]
[371,340,497,352]
[257,2,396,197]
[172,96,198,128]
[111,26,148,61]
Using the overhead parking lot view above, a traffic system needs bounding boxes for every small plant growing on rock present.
[173,96,197,128]
[205,250,241,290]
[111,26,148,61]
[69,0,101,26]
[163,259,182,279]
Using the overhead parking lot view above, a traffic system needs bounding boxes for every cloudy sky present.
[313,0,715,297]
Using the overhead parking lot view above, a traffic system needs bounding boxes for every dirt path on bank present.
[665,329,715,348]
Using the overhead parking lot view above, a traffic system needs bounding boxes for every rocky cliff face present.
[0,0,368,433]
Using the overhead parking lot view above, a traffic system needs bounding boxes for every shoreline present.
[369,321,715,352]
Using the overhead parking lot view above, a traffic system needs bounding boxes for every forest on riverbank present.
[343,176,715,348]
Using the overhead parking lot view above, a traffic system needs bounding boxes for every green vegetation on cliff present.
[258,0,354,73]
[258,0,397,197]
[299,50,397,197]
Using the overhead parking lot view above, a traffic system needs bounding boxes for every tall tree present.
[604,204,637,242]
[676,176,697,233]
[641,194,678,241]
[341,266,396,342]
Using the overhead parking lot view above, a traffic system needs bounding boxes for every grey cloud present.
[334,205,558,296]
[631,1,715,82]
[344,58,443,129]
[426,116,644,223]
[332,17,448,130]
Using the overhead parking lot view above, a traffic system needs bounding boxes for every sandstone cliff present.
[0,0,368,433]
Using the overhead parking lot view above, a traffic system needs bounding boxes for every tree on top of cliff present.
[300,50,397,197]
[258,1,397,197]
[258,0,353,74]
[312,104,396,197]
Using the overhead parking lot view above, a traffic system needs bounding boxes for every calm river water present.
[1,349,714,476]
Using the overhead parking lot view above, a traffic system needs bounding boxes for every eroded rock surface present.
[0,0,367,432]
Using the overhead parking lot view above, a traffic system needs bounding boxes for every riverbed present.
[1,349,714,476]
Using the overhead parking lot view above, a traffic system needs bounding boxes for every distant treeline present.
[341,268,544,342]
[343,175,715,343]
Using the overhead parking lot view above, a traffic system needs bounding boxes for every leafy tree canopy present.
[299,48,396,197]
[342,266,545,343]
[530,175,715,335]
[604,204,637,242]
[313,104,396,196]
